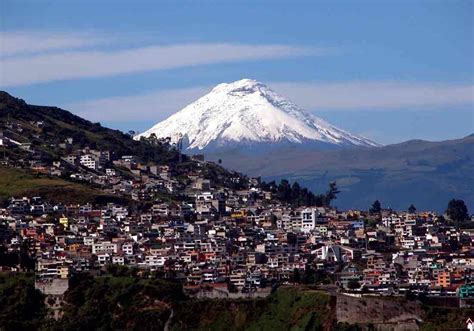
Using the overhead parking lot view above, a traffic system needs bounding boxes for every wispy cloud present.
[65,80,474,128]
[0,40,321,87]
[271,81,474,110]
[0,31,105,57]
[66,86,210,124]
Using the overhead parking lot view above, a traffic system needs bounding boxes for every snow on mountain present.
[136,79,379,150]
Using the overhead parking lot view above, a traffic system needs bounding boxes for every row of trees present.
[370,200,419,215]
[260,180,340,207]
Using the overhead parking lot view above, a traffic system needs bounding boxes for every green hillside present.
[0,167,122,206]
[171,287,332,331]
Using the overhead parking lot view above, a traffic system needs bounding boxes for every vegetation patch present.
[0,167,115,206]
[171,287,332,331]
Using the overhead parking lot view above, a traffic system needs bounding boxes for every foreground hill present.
[211,134,474,211]
[0,91,179,164]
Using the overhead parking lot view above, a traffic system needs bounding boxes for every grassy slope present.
[0,167,114,205]
[171,287,332,331]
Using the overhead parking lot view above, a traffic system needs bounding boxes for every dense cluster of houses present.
[1,185,473,302]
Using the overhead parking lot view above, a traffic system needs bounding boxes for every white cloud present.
[0,43,320,87]
[66,80,474,127]
[0,31,105,57]
[271,81,474,110]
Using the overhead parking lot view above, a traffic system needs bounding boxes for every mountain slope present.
[212,135,474,211]
[0,91,179,164]
[137,79,378,150]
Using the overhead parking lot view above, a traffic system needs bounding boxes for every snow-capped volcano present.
[137,79,379,150]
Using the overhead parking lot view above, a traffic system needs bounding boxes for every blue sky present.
[1,0,473,144]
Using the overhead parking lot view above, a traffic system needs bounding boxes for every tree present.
[369,200,381,214]
[227,281,238,293]
[147,133,159,146]
[269,214,278,229]
[408,204,416,214]
[446,199,468,227]
[277,179,292,202]
[347,279,361,290]
[324,182,340,206]
[292,268,301,284]
[291,181,301,203]
[405,289,416,301]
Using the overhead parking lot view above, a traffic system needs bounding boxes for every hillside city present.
[1,112,474,312]
[2,1,473,329]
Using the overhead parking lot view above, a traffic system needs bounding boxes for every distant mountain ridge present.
[211,134,474,211]
[137,79,379,150]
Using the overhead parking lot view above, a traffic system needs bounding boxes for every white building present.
[92,242,118,255]
[112,256,125,265]
[80,154,99,170]
[122,243,134,255]
[313,245,360,263]
[301,208,317,233]
[145,255,166,267]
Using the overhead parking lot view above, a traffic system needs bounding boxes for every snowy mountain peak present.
[211,79,269,95]
[137,79,379,150]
